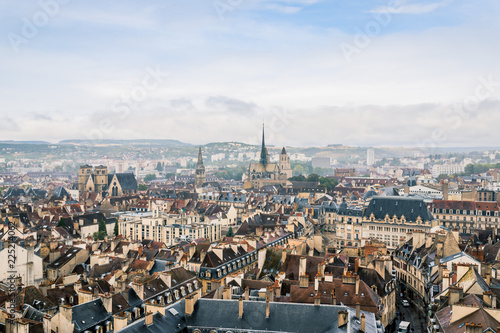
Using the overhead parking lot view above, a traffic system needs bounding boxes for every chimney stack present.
[145,312,153,327]
[185,295,196,316]
[332,289,336,305]
[361,313,366,332]
[314,294,320,306]
[356,302,360,318]
[238,297,243,319]
[314,274,320,292]
[338,310,348,328]
[299,257,307,277]
[265,297,270,319]
[245,286,250,301]
[299,274,309,288]
[355,276,360,296]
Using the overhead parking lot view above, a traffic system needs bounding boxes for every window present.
[207,283,212,292]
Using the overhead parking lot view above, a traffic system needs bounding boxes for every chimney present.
[375,260,385,279]
[200,249,206,263]
[266,286,274,301]
[442,181,449,201]
[465,323,482,333]
[265,297,270,319]
[356,302,360,318]
[101,293,113,314]
[113,313,128,331]
[443,270,450,292]
[299,274,309,288]
[332,289,336,305]
[145,311,153,327]
[493,293,497,309]
[274,280,281,298]
[59,305,72,323]
[484,291,492,307]
[318,261,325,278]
[338,310,348,328]
[245,286,250,301]
[223,286,231,300]
[361,313,366,332]
[449,287,463,305]
[299,257,307,277]
[354,257,359,274]
[43,315,52,333]
[486,273,492,286]
[314,274,320,292]
[185,294,196,316]
[355,276,360,296]
[239,297,244,319]
[314,294,320,306]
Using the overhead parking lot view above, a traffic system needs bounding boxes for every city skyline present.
[1,0,499,147]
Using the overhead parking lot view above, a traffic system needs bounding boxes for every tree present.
[288,174,306,181]
[114,220,119,237]
[138,184,148,191]
[226,227,234,237]
[156,162,163,171]
[319,177,338,191]
[93,218,107,240]
[144,174,157,182]
[293,165,305,176]
[306,173,321,182]
[57,218,66,228]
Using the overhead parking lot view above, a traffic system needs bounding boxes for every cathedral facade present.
[245,127,292,189]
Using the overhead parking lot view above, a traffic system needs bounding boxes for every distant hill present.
[59,139,191,147]
[0,140,50,144]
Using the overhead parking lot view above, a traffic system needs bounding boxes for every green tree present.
[57,218,66,228]
[93,218,108,240]
[156,162,163,171]
[114,220,119,237]
[144,174,157,182]
[319,177,338,191]
[293,165,305,176]
[289,175,306,181]
[306,173,321,182]
[226,227,234,237]
[138,184,148,191]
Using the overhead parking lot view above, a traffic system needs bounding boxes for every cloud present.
[0,117,20,132]
[205,96,258,115]
[265,4,302,14]
[370,0,453,15]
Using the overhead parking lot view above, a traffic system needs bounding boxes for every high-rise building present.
[367,149,375,166]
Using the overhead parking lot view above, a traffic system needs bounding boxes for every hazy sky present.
[1,0,499,147]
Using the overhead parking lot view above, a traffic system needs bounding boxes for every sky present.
[0,0,499,147]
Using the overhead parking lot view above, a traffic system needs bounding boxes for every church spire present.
[259,124,268,167]
[197,146,204,170]
[195,147,205,188]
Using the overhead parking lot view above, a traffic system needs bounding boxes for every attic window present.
[361,292,365,297]
[344,292,348,296]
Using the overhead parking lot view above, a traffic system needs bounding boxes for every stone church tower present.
[195,147,206,187]
[279,147,292,180]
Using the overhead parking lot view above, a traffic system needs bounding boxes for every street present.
[394,295,426,333]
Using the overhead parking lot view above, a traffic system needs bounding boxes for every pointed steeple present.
[195,147,205,187]
[259,124,268,167]
[196,147,205,171]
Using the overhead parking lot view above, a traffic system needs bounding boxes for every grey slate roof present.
[115,173,138,190]
[363,196,434,221]
[186,299,377,332]
[72,298,112,333]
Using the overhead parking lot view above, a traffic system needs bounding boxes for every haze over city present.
[1,0,500,146]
